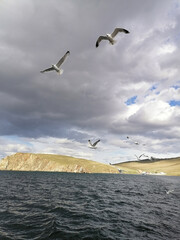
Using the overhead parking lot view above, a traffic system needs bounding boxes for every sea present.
[0,171,179,240]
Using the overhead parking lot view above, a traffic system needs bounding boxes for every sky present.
[0,0,180,163]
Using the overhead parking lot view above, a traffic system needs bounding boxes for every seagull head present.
[106,33,111,38]
[52,64,59,68]
[106,34,116,45]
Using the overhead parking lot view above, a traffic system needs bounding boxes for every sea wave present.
[0,171,180,239]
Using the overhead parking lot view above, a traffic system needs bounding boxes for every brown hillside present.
[0,153,119,174]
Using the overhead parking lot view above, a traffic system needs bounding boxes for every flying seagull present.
[134,153,149,160]
[166,190,174,194]
[135,154,148,160]
[88,139,100,149]
[40,51,70,74]
[126,136,144,146]
[96,28,129,48]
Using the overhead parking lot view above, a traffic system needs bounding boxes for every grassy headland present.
[0,153,180,175]
[113,157,180,176]
[0,153,119,174]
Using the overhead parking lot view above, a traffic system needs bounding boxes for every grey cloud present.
[0,0,180,159]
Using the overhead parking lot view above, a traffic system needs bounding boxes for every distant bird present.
[126,136,145,146]
[40,51,70,74]
[135,154,148,160]
[127,136,139,145]
[166,190,174,194]
[96,28,129,48]
[88,139,100,149]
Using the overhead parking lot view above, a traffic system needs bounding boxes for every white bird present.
[40,51,70,74]
[166,190,174,194]
[96,28,129,48]
[135,154,148,160]
[88,139,100,149]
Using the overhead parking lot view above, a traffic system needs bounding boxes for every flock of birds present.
[40,27,130,150]
[39,31,176,193]
[40,26,164,164]
[40,27,129,74]
[40,27,152,158]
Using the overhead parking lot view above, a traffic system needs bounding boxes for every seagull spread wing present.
[40,67,54,73]
[111,28,130,38]
[92,139,100,146]
[96,36,109,47]
[56,51,70,67]
[135,154,139,159]
[166,190,174,194]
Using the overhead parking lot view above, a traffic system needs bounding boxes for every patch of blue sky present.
[171,84,180,89]
[150,85,157,91]
[3,135,32,147]
[169,100,180,106]
[125,96,137,106]
[149,83,159,92]
[144,84,160,99]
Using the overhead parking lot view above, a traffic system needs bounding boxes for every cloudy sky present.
[0,0,180,163]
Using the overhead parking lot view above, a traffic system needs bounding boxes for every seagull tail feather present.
[58,69,64,75]
[110,39,116,45]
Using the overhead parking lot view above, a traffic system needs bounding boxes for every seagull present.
[135,154,149,161]
[127,136,144,146]
[135,154,147,160]
[166,190,174,194]
[88,139,100,149]
[96,28,129,48]
[40,51,70,74]
[127,136,139,145]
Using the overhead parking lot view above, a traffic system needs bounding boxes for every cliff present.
[0,153,119,174]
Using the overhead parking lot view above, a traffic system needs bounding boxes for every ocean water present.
[0,171,179,240]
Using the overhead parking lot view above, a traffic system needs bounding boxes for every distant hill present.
[0,153,119,174]
[1,153,179,176]
[113,157,180,176]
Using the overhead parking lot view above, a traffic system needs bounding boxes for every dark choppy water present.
[0,171,179,240]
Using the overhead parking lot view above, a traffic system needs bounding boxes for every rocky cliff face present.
[0,153,119,174]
